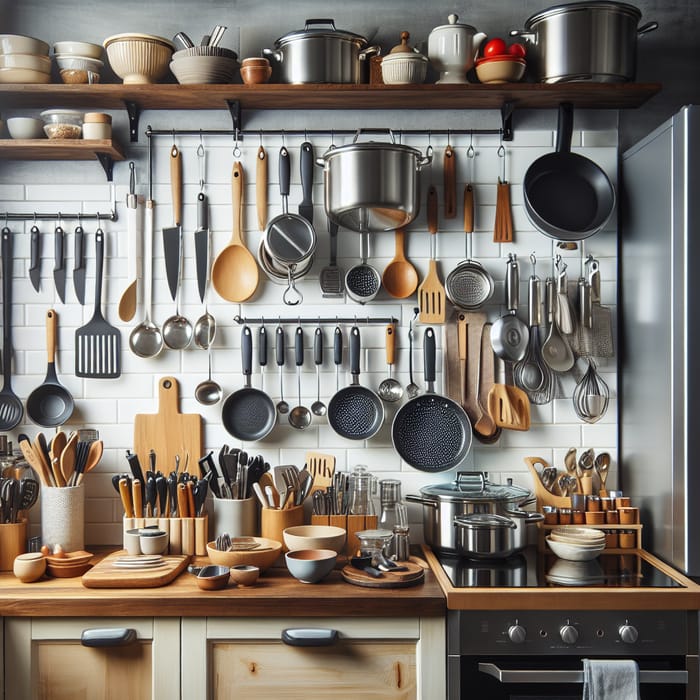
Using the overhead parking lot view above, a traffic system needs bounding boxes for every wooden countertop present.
[0,550,446,618]
[423,546,700,611]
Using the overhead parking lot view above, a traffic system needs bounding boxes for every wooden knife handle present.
[385,323,396,367]
[427,185,438,235]
[170,144,182,226]
[444,145,456,219]
[463,184,474,235]
[132,479,143,519]
[186,481,196,519]
[177,482,189,518]
[119,478,134,518]
[256,145,268,231]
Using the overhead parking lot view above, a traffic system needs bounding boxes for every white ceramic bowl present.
[546,536,605,562]
[103,33,174,84]
[172,46,237,61]
[283,525,347,554]
[7,116,46,139]
[0,67,50,84]
[139,529,168,555]
[381,53,428,85]
[169,54,238,85]
[550,526,606,544]
[285,549,337,584]
[13,552,47,583]
[53,41,103,59]
[0,34,49,56]
[55,55,103,84]
[0,53,51,72]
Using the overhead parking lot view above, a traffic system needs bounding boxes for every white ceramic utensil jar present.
[428,14,486,84]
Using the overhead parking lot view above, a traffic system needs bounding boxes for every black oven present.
[447,610,698,700]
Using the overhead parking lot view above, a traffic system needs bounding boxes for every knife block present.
[0,519,27,571]
[311,513,378,557]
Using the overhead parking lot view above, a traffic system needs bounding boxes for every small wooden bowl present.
[229,564,260,587]
[191,564,230,591]
[240,64,272,85]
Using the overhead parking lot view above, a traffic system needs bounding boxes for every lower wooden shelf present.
[0,138,125,161]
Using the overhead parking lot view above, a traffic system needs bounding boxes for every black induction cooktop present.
[437,547,685,588]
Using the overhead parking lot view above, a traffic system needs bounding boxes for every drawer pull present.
[281,628,338,647]
[81,628,138,647]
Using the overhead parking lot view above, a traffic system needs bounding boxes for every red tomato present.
[508,42,526,58]
[483,38,507,57]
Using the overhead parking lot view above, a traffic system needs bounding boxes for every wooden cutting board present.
[341,561,425,589]
[81,551,190,588]
[133,376,203,476]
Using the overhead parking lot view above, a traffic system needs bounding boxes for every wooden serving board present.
[341,562,425,589]
[133,376,203,476]
[81,551,190,588]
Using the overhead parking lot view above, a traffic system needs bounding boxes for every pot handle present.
[508,29,535,40]
[406,494,438,509]
[417,147,433,169]
[262,48,282,62]
[304,18,338,31]
[454,513,517,530]
[638,21,659,36]
[359,45,381,60]
[504,508,545,524]
[455,471,486,492]
[352,127,397,144]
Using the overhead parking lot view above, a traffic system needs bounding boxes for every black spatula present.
[75,228,121,378]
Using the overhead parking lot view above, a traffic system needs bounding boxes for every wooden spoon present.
[382,228,418,299]
[60,430,79,485]
[211,161,259,302]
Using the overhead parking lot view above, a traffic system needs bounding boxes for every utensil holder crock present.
[41,485,84,552]
[212,496,258,539]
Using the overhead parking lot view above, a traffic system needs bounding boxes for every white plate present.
[546,536,605,562]
[551,526,606,541]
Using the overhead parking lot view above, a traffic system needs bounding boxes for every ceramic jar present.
[428,14,486,84]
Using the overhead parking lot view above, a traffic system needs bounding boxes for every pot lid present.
[430,13,478,32]
[524,2,641,28]
[274,19,367,47]
[419,471,531,502]
[320,139,424,161]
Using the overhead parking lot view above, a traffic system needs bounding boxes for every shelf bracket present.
[95,152,115,181]
[226,100,242,136]
[501,101,515,142]
[125,101,141,143]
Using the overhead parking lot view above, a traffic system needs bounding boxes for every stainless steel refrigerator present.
[621,104,700,577]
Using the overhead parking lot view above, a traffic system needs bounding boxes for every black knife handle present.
[241,325,253,377]
[349,326,360,377]
[126,451,145,485]
[54,226,64,270]
[334,326,343,366]
[279,147,290,198]
[300,142,314,203]
[424,327,436,384]
[30,225,40,268]
[276,325,285,367]
[197,192,208,231]
[73,225,84,269]
[314,326,323,366]
[295,326,304,367]
[258,324,267,367]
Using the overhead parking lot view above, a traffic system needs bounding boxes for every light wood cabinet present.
[4,617,180,700]
[181,616,445,699]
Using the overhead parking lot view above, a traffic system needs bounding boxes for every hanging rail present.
[233,314,398,326]
[145,127,505,139]
[0,210,118,222]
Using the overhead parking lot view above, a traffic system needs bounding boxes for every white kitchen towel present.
[582,658,640,700]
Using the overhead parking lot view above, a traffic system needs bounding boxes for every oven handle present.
[478,662,688,685]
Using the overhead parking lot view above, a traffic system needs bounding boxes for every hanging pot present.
[317,129,432,232]
[263,19,379,84]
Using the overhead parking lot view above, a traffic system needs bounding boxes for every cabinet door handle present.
[281,628,338,647]
[81,628,138,647]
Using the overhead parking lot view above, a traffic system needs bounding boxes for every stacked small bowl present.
[0,34,51,84]
[169,46,238,85]
[53,41,104,84]
[546,526,606,561]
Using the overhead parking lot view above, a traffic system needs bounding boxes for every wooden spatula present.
[417,185,446,324]
[305,451,335,490]
[488,356,531,431]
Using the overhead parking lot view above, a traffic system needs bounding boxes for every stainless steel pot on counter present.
[317,130,433,232]
[263,19,379,84]
[406,472,543,557]
[510,1,658,83]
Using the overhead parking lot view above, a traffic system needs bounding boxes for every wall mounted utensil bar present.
[0,211,118,222]
[233,315,398,326]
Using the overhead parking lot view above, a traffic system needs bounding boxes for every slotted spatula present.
[417,185,446,324]
[75,227,121,378]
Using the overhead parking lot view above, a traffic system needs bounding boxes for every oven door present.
[449,655,692,700]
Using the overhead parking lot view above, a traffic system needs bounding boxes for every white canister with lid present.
[82,112,112,140]
[428,14,486,84]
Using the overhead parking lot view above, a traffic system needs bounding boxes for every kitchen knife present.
[156,474,167,517]
[53,224,65,303]
[299,141,314,224]
[145,476,157,517]
[28,224,41,292]
[118,161,141,321]
[132,478,143,518]
[72,224,86,305]
[119,477,134,518]
[125,450,145,485]
[162,144,182,301]
[194,191,209,304]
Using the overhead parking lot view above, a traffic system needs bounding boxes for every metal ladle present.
[289,325,311,429]
[311,326,327,417]
[194,309,216,350]
[195,350,222,405]
[377,322,403,402]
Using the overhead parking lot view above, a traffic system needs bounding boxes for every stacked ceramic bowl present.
[103,33,174,84]
[0,34,51,84]
[169,46,238,85]
[53,41,104,84]
[546,526,606,561]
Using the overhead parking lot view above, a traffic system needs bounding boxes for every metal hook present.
[497,142,506,182]
[446,129,451,147]
[232,128,241,158]
[259,130,263,147]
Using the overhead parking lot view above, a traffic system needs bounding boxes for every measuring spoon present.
[289,326,312,429]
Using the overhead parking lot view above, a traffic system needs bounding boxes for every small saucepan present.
[523,102,615,241]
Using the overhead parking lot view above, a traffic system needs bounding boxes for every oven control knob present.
[507,624,527,644]
[619,624,639,644]
[559,624,579,645]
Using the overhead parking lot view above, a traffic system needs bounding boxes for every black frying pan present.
[26,309,74,427]
[523,102,615,241]
[221,325,276,441]
[392,327,472,472]
[327,325,384,440]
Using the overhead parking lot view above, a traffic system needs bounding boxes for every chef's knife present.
[72,224,86,305]
[299,141,314,224]
[28,224,41,292]
[162,144,182,301]
[194,191,209,304]
[53,224,65,303]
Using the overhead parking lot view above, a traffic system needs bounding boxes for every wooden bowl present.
[46,561,92,578]
[192,565,231,591]
[206,537,282,572]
